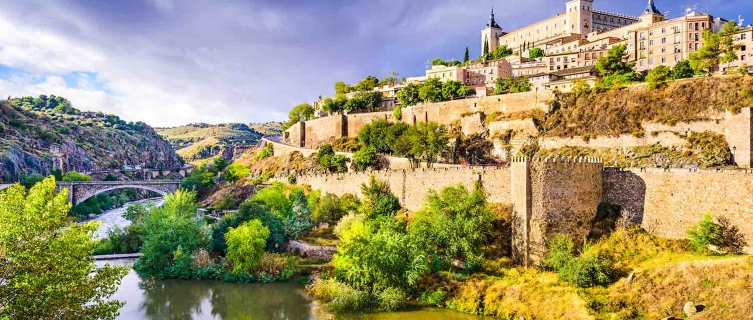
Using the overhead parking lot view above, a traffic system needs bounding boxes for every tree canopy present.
[0,177,128,320]
[596,44,634,76]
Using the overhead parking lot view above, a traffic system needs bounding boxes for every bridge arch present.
[57,181,180,205]
[75,185,169,205]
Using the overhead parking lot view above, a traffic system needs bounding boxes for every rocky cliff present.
[0,97,182,182]
[157,123,277,163]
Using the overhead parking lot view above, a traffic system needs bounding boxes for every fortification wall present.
[345,112,396,138]
[285,91,554,148]
[488,119,539,138]
[539,132,687,150]
[284,167,512,211]
[511,157,603,265]
[403,91,553,128]
[726,108,752,168]
[603,168,753,253]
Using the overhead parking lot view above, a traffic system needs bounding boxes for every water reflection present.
[99,259,484,320]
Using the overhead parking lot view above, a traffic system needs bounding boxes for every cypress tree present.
[464,46,470,63]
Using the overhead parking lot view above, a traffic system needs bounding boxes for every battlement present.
[511,156,603,163]
[592,10,639,21]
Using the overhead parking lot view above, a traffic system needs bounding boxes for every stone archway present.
[57,181,180,205]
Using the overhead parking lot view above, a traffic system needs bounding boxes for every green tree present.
[284,103,315,130]
[396,83,421,106]
[408,183,493,268]
[646,65,672,89]
[358,120,409,154]
[672,60,694,79]
[360,90,383,112]
[250,182,302,220]
[487,45,513,60]
[529,47,544,58]
[312,193,347,224]
[322,95,347,114]
[689,30,722,75]
[719,21,742,70]
[483,39,489,56]
[225,219,270,273]
[284,191,314,239]
[334,81,352,95]
[441,80,464,100]
[224,162,251,183]
[359,176,401,219]
[354,76,380,92]
[0,177,128,320]
[596,44,634,76]
[61,171,93,182]
[572,78,591,97]
[464,46,470,63]
[19,173,45,189]
[419,78,444,103]
[353,146,377,171]
[134,190,211,279]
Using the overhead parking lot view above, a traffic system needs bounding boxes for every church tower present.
[565,0,594,37]
[481,7,504,56]
[640,0,664,24]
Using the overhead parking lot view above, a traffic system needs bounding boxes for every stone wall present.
[539,132,688,150]
[284,91,554,148]
[725,108,752,168]
[279,167,512,211]
[511,157,603,266]
[603,168,753,253]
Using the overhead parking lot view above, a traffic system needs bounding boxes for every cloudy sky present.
[0,0,750,127]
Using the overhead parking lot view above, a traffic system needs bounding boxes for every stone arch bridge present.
[56,181,180,205]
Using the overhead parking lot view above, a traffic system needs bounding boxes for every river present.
[93,202,485,320]
[87,198,164,239]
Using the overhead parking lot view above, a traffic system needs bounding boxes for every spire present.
[487,7,501,29]
[642,0,662,15]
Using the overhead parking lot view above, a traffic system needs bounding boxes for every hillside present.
[157,122,281,163]
[0,96,182,183]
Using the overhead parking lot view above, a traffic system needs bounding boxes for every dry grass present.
[541,77,753,137]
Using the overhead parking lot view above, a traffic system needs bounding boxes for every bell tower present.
[565,0,594,37]
[481,7,504,56]
[640,0,664,24]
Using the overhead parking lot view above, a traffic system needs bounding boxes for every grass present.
[440,228,752,319]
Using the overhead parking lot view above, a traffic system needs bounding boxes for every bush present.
[306,278,371,312]
[544,234,612,288]
[61,171,92,182]
[312,193,346,224]
[225,219,270,273]
[686,131,731,167]
[20,173,45,189]
[687,213,746,255]
[420,290,447,307]
[224,162,251,182]
[376,287,406,311]
[212,201,285,253]
[253,143,274,161]
[352,146,377,171]
[646,65,672,89]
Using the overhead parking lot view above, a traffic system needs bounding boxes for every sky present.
[0,0,750,127]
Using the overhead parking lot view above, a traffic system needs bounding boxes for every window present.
[661,37,666,44]
[675,55,680,62]
[649,58,654,65]
[742,34,747,40]
[661,57,666,63]
[741,45,747,52]
[661,48,666,53]
[695,43,700,50]
[649,40,654,46]
[661,27,666,33]
[649,30,654,36]
[742,55,746,61]
[640,60,644,66]
[630,43,635,50]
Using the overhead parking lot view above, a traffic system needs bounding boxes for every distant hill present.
[0,95,182,182]
[157,122,281,163]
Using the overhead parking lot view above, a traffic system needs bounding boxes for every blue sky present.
[0,0,750,126]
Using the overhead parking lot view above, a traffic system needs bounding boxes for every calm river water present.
[93,201,485,320]
[98,259,486,320]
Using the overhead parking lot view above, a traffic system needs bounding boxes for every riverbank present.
[85,197,163,239]
[97,258,487,320]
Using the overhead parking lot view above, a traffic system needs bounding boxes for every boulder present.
[683,301,697,317]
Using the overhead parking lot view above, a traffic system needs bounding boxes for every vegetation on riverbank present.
[295,175,749,318]
[0,177,128,320]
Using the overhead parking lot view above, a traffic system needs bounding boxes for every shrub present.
[393,106,402,120]
[544,234,575,271]
[306,278,371,312]
[646,65,672,89]
[686,131,731,167]
[420,290,447,307]
[687,213,746,255]
[212,200,285,253]
[20,173,45,189]
[376,287,406,311]
[557,251,612,287]
[224,162,251,182]
[225,219,270,273]
[253,143,274,161]
[312,193,346,224]
[352,146,377,171]
[61,171,92,182]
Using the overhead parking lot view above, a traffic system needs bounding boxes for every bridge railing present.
[57,180,181,186]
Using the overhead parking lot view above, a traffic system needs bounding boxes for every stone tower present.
[640,0,664,24]
[480,7,504,56]
[565,0,594,37]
